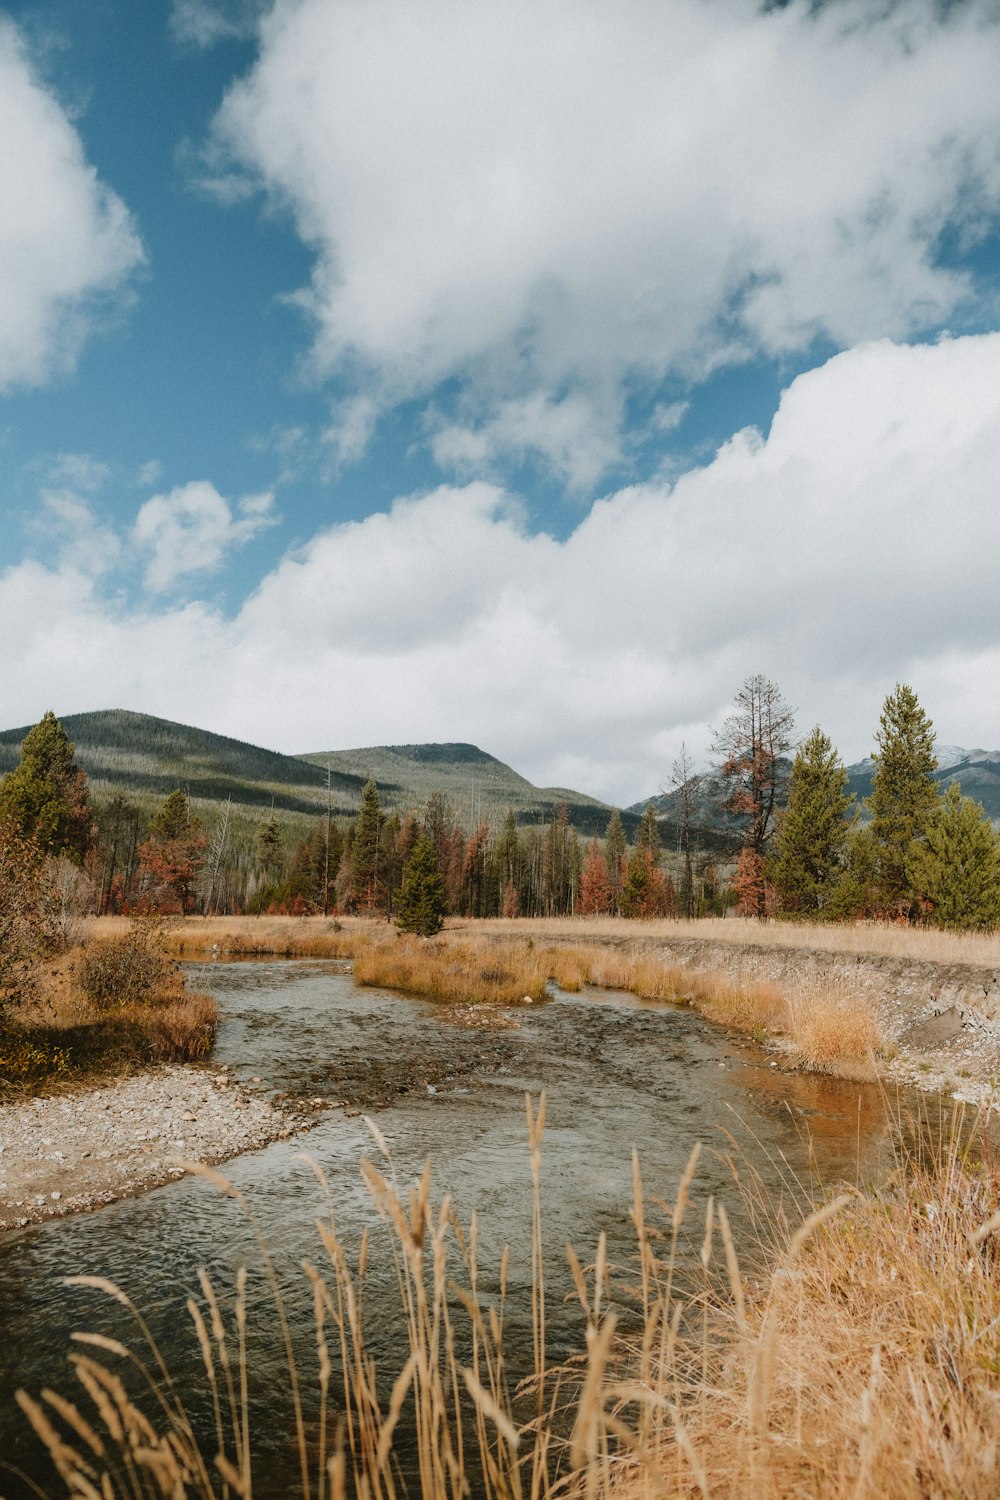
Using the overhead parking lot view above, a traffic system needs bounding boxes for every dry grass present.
[455,914,1000,969]
[89,911,1000,970]
[630,1115,1000,1499]
[353,935,551,1005]
[15,1104,1000,1500]
[1,930,219,1094]
[97,916,884,1077]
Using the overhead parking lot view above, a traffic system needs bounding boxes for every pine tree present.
[0,710,94,861]
[907,782,1000,930]
[867,683,939,913]
[621,846,668,918]
[636,803,661,861]
[256,815,283,885]
[671,743,699,918]
[137,790,207,913]
[396,834,446,936]
[772,726,855,914]
[350,778,384,911]
[604,809,627,916]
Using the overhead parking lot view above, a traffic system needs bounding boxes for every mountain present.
[630,746,1000,840]
[0,709,359,820]
[0,710,637,838]
[299,741,637,837]
[845,749,1000,820]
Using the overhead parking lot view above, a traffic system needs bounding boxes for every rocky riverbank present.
[0,1065,317,1233]
[642,934,1000,1106]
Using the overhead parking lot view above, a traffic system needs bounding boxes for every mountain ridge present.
[0,710,639,838]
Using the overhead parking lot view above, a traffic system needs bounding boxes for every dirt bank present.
[634,934,1000,1102]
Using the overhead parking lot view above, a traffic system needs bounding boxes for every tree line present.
[1,682,998,934]
[713,675,1000,930]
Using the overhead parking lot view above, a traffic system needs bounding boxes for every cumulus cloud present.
[208,0,1000,480]
[132,482,277,593]
[0,19,143,390]
[170,0,266,49]
[2,332,999,802]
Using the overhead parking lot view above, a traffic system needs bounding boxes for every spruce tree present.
[138,790,207,913]
[772,726,855,914]
[867,684,939,912]
[907,782,1000,930]
[636,803,661,861]
[604,808,627,915]
[0,710,94,860]
[350,778,383,911]
[396,833,446,936]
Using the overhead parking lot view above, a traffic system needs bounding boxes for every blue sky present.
[2,0,1000,803]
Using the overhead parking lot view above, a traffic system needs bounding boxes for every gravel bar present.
[0,1066,313,1233]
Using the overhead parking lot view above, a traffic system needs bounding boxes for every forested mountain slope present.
[0,711,636,836]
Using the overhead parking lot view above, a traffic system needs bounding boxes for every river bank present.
[5,917,999,1236]
[0,1065,313,1232]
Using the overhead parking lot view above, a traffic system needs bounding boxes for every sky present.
[2,0,1000,806]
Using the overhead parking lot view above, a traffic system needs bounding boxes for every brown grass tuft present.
[17,1106,1000,1500]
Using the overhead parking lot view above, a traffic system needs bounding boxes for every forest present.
[1,675,999,937]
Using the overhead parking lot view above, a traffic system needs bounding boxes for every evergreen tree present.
[350,778,384,911]
[907,782,1000,930]
[396,833,446,936]
[636,803,661,861]
[604,808,627,916]
[579,839,611,915]
[867,683,939,913]
[621,845,668,918]
[671,743,699,917]
[256,815,283,886]
[137,790,207,913]
[0,710,94,860]
[772,726,855,914]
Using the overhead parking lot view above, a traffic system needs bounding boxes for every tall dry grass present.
[112,916,882,1076]
[14,1104,1000,1499]
[2,925,219,1093]
[457,914,1000,969]
[93,912,1000,970]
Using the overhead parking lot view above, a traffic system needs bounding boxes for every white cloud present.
[170,0,266,49]
[132,481,276,593]
[3,332,1000,802]
[34,489,121,577]
[209,0,1000,481]
[323,394,379,469]
[429,391,624,491]
[0,19,143,391]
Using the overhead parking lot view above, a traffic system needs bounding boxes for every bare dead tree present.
[670,742,698,918]
[712,675,796,918]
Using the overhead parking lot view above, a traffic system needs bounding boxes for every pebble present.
[0,1067,297,1234]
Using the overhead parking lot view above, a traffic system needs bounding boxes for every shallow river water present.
[0,961,930,1496]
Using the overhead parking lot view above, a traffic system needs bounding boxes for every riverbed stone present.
[0,1067,293,1233]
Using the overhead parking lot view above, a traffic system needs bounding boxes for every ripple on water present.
[0,960,926,1497]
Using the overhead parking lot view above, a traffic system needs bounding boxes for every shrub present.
[0,1033,71,1086]
[77,920,168,1010]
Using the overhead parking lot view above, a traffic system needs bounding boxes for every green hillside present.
[845,752,1000,821]
[300,740,635,837]
[0,710,359,822]
[0,710,636,838]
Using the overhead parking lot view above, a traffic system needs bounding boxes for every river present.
[0,961,927,1496]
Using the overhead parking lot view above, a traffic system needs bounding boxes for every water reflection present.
[0,961,929,1497]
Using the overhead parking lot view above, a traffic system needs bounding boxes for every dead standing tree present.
[712,674,796,918]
